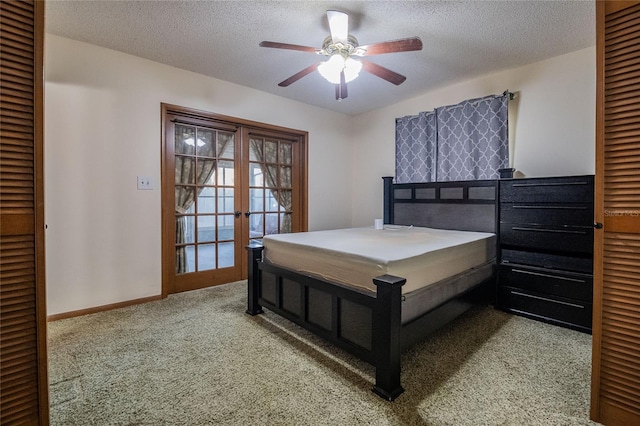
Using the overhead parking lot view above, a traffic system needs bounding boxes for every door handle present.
[244,211,251,218]
[234,211,241,218]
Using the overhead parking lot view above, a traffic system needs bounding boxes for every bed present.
[246,177,498,400]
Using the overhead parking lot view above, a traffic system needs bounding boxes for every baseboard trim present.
[47,294,163,322]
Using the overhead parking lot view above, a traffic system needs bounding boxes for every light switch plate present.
[137,175,153,190]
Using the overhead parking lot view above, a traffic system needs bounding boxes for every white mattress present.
[262,226,496,294]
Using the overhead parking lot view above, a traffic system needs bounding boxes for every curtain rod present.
[396,91,515,122]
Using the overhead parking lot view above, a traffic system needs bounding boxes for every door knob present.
[244,211,251,218]
[234,211,241,218]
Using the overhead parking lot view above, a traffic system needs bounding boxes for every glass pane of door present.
[175,124,236,274]
[248,137,294,240]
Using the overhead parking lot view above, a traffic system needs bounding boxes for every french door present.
[161,105,307,295]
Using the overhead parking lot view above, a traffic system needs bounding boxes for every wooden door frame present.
[591,2,605,419]
[160,104,308,298]
[35,0,49,421]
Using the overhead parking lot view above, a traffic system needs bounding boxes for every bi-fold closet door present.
[0,0,48,424]
[592,1,640,424]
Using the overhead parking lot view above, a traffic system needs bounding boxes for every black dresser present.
[497,175,594,333]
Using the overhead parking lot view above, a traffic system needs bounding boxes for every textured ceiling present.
[45,1,595,116]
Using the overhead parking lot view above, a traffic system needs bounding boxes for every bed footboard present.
[246,243,406,400]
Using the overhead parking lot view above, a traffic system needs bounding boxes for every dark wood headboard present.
[383,177,498,233]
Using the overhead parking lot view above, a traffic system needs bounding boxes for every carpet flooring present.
[48,280,600,425]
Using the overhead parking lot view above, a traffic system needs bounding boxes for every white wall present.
[349,47,596,227]
[45,35,353,315]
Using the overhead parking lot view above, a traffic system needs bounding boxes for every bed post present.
[372,274,406,401]
[382,176,394,224]
[246,241,264,316]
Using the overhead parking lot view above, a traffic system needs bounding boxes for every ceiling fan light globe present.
[318,54,362,84]
[344,57,362,83]
[318,54,345,84]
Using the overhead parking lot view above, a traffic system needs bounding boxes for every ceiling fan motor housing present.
[320,35,366,57]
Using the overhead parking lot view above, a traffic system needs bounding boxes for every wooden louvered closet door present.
[0,0,48,425]
[592,1,640,424]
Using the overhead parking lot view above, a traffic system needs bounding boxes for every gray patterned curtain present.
[394,92,509,183]
[395,111,437,183]
[436,93,509,181]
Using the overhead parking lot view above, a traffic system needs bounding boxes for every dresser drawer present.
[500,203,593,227]
[501,249,593,274]
[498,287,592,330]
[500,176,593,203]
[499,264,592,302]
[500,224,593,254]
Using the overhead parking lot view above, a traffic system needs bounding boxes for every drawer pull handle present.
[510,291,585,308]
[511,269,586,283]
[511,182,589,187]
[512,205,587,210]
[511,226,587,235]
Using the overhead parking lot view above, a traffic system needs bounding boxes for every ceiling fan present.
[260,10,423,101]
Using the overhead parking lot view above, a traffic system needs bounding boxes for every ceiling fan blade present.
[260,41,318,54]
[278,63,321,87]
[327,10,348,44]
[361,60,407,85]
[335,70,348,100]
[357,37,423,56]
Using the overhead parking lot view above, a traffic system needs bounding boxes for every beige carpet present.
[48,280,599,425]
